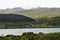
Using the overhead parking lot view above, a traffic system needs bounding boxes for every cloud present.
[0,0,60,9]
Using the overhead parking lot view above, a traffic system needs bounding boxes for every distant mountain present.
[11,7,24,11]
[13,8,60,18]
[0,7,24,13]
[0,7,60,28]
[0,7,60,18]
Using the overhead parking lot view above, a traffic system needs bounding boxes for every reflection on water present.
[0,28,60,36]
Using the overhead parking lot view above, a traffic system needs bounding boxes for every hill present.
[0,8,60,18]
[36,16,60,28]
[0,7,60,28]
[0,14,35,23]
[0,14,60,28]
[13,8,60,18]
[0,14,35,28]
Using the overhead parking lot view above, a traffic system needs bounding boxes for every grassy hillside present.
[36,16,60,28]
[0,32,60,40]
[0,8,60,28]
[0,14,35,23]
[0,14,35,28]
[0,14,60,28]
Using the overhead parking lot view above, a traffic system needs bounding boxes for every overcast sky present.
[0,0,60,9]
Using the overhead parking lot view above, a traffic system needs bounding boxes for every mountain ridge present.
[0,7,60,18]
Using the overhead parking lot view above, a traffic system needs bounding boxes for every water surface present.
[0,28,60,36]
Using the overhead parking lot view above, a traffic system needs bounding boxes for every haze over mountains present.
[0,7,60,18]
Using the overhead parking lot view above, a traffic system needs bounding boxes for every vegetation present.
[0,32,60,40]
[0,14,60,28]
[0,8,60,28]
[36,16,60,28]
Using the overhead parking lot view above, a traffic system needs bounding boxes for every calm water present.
[0,28,60,36]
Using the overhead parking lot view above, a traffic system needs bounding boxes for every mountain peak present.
[11,7,24,11]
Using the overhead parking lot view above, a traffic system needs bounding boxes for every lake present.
[0,28,60,36]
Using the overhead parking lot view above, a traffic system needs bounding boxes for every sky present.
[0,0,60,9]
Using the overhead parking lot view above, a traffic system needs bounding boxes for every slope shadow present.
[0,14,35,23]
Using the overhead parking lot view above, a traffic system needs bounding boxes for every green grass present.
[0,14,60,28]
